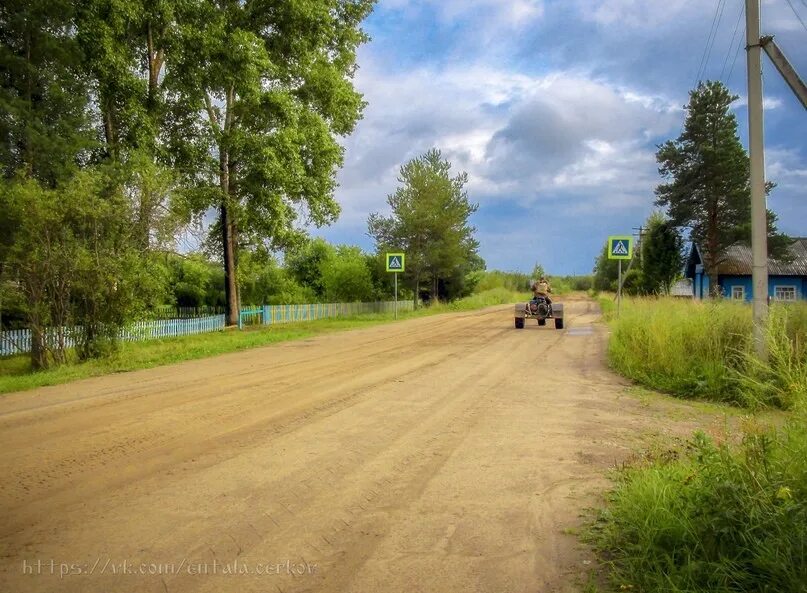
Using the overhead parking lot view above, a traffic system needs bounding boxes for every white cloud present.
[383,0,544,29]
[733,95,785,110]
[573,0,705,28]
[766,146,807,185]
[334,58,681,234]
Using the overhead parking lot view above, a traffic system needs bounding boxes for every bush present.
[473,270,531,292]
[592,416,807,592]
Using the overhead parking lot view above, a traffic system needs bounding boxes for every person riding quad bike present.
[527,277,552,316]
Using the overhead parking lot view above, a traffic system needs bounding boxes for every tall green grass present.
[591,415,807,592]
[605,299,807,409]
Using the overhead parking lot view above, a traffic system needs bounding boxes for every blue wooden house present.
[685,238,807,301]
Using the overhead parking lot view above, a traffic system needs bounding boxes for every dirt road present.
[0,297,670,592]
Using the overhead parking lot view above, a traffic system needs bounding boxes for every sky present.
[310,0,807,275]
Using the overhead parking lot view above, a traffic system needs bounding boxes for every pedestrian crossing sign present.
[607,236,633,260]
[386,253,405,272]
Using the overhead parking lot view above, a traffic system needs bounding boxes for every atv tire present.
[515,317,524,329]
[555,318,564,330]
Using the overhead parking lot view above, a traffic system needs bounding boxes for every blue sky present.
[313,0,807,275]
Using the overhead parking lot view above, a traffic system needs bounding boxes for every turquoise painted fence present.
[238,300,414,328]
[0,301,414,356]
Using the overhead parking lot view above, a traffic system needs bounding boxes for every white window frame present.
[731,286,745,301]
[774,285,797,302]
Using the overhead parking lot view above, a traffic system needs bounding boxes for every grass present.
[0,288,527,394]
[602,298,807,410]
[589,413,807,592]
[591,297,807,592]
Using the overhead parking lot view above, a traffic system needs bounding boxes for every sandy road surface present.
[1,297,661,592]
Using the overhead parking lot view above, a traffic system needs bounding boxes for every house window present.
[774,286,797,301]
[731,286,745,300]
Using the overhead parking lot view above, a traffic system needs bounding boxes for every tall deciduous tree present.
[170,0,374,325]
[285,238,335,299]
[655,81,787,292]
[640,212,684,295]
[75,0,173,159]
[1,0,95,184]
[75,0,183,252]
[368,149,480,306]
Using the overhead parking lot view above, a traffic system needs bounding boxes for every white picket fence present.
[0,300,414,356]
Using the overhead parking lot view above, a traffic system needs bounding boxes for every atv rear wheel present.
[555,318,564,329]
[515,317,524,329]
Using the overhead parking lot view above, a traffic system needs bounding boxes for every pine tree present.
[368,149,480,306]
[655,81,787,293]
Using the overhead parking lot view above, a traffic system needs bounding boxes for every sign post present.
[607,236,633,317]
[385,253,405,319]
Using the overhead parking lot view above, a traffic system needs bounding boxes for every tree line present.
[593,80,790,295]
[1,0,376,368]
[0,0,490,369]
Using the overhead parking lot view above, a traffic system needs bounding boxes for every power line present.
[694,0,727,89]
[783,0,807,33]
[707,0,730,78]
[726,36,744,82]
[720,1,745,82]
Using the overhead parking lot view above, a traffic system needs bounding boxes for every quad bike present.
[514,296,564,329]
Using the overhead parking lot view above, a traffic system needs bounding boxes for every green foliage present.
[473,270,532,292]
[320,245,375,303]
[169,0,376,323]
[285,238,335,299]
[606,298,807,409]
[0,0,95,184]
[641,212,684,295]
[655,81,788,288]
[531,262,546,282]
[1,168,162,366]
[368,148,481,305]
[620,268,643,296]
[427,287,529,312]
[593,243,621,292]
[558,275,593,292]
[75,0,173,158]
[237,249,312,306]
[592,417,807,592]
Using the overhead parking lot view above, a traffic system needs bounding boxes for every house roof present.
[685,238,807,278]
[716,238,807,276]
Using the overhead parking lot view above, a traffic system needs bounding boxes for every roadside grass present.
[602,298,807,410]
[591,297,807,592]
[0,288,526,394]
[588,412,807,593]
